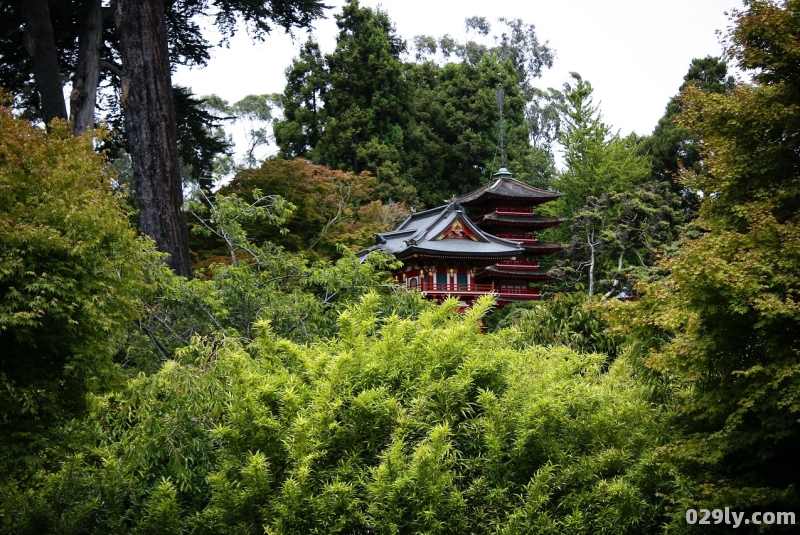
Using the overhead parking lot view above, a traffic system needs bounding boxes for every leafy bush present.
[1,295,674,534]
[0,105,159,474]
[124,185,430,369]
[508,292,622,358]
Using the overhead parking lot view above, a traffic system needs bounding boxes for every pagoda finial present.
[497,83,507,170]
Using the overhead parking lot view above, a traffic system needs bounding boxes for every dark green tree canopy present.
[403,54,530,205]
[613,0,800,515]
[275,4,557,207]
[273,38,326,158]
[0,105,159,469]
[276,0,415,201]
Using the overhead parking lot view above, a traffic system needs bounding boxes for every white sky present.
[173,0,743,161]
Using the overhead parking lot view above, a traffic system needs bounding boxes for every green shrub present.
[510,292,622,358]
[0,106,159,475]
[1,295,674,534]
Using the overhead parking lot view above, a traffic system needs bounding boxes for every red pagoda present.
[358,168,564,305]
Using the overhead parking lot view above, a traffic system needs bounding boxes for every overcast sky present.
[173,0,743,161]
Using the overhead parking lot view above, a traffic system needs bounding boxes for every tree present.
[414,17,559,193]
[274,38,327,160]
[0,103,158,474]
[0,0,326,276]
[275,10,557,207]
[202,92,282,173]
[404,53,531,205]
[556,183,684,297]
[553,73,650,219]
[18,0,67,126]
[612,0,800,520]
[275,0,415,200]
[565,195,612,297]
[524,86,561,189]
[173,87,232,192]
[638,56,735,204]
[116,0,193,276]
[213,158,409,261]
[321,0,410,181]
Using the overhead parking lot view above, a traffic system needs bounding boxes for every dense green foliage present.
[275,2,554,206]
[403,55,530,206]
[551,74,650,219]
[611,0,800,520]
[555,182,685,296]
[275,0,416,201]
[0,105,159,474]
[1,296,674,534]
[210,158,408,261]
[0,0,327,277]
[135,185,425,367]
[5,1,800,532]
[637,56,735,204]
[507,292,622,359]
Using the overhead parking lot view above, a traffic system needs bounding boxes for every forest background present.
[0,0,798,533]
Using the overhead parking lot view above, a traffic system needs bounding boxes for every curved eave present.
[459,193,562,206]
[395,248,520,261]
[475,268,552,280]
[476,216,566,229]
[521,243,564,254]
[455,177,564,206]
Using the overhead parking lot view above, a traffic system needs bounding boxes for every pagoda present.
[358,201,529,304]
[455,167,564,303]
[359,168,564,306]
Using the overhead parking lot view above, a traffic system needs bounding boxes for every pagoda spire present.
[496,83,507,170]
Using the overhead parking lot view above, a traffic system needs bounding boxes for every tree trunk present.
[116,0,192,276]
[70,0,103,135]
[21,0,67,126]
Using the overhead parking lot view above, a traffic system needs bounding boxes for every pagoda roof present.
[475,266,553,280]
[455,169,562,205]
[520,242,564,254]
[474,212,566,228]
[357,202,524,260]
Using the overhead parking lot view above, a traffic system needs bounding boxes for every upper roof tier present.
[455,168,562,206]
[357,202,524,261]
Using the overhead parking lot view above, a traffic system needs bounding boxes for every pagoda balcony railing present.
[420,282,495,294]
[496,259,540,269]
[497,287,541,297]
[496,232,538,243]
[418,281,541,299]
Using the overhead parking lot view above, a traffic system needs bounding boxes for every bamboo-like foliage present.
[1,294,673,534]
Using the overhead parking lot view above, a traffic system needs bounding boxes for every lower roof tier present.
[476,266,552,280]
[473,212,566,228]
[521,242,564,254]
